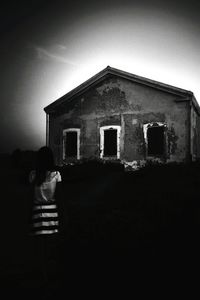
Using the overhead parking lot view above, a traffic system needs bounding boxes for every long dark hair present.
[34,146,55,186]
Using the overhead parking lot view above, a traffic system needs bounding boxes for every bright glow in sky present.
[0,0,199,153]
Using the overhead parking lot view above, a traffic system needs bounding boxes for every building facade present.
[44,66,200,168]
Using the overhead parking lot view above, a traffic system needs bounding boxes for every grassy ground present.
[0,158,200,294]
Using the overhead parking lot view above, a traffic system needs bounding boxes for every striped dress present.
[29,170,62,236]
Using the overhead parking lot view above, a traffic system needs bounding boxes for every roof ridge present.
[44,66,196,113]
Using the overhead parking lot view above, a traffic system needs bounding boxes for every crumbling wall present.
[49,76,190,166]
[191,103,200,161]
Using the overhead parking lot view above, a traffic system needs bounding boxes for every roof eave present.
[44,66,195,113]
[191,95,200,115]
[44,66,110,113]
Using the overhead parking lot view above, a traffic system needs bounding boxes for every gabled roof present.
[44,66,198,113]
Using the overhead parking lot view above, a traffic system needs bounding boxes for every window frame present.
[100,125,121,159]
[143,122,167,158]
[63,128,80,160]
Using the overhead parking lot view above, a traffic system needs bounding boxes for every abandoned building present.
[44,66,200,169]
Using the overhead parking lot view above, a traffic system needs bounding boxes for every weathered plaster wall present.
[49,76,190,165]
[196,114,200,159]
[49,115,63,166]
[191,104,200,160]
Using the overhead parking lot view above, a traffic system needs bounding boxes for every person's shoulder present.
[56,170,62,182]
[50,170,62,182]
[49,170,59,175]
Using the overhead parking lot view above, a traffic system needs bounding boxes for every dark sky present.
[0,0,200,153]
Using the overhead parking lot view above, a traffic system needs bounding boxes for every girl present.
[29,146,62,285]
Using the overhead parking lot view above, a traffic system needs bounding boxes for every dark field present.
[0,156,200,295]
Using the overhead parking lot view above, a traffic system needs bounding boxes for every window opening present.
[63,129,80,159]
[100,126,121,159]
[146,125,165,156]
[65,131,77,157]
[104,129,118,156]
